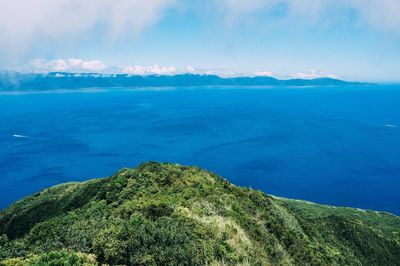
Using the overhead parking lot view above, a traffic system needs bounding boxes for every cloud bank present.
[288,70,337,79]
[30,59,107,72]
[122,65,177,75]
[0,0,176,63]
[29,59,184,76]
[216,0,400,34]
[1,1,399,55]
[26,58,339,79]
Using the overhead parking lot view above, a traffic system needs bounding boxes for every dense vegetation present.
[1,162,399,265]
[0,72,364,91]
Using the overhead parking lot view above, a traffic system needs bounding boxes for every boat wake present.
[13,134,31,138]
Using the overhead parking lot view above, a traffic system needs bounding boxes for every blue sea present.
[1,86,399,214]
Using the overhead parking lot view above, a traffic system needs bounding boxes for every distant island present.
[1,162,399,265]
[0,72,369,91]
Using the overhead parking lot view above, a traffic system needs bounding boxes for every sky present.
[0,0,399,82]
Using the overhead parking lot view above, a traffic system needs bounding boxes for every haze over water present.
[1,85,399,214]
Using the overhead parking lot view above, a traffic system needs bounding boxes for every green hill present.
[0,72,367,92]
[1,162,399,265]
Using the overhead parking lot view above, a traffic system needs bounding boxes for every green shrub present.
[1,162,399,265]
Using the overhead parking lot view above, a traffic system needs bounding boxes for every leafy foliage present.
[1,162,399,265]
[1,250,96,266]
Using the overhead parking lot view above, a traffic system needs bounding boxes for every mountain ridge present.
[1,162,399,265]
[0,72,369,91]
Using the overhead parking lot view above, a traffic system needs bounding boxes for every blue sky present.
[0,0,399,82]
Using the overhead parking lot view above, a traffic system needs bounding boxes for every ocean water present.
[1,86,399,214]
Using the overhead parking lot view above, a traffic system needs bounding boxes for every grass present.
[1,162,399,265]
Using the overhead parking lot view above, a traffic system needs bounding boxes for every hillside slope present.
[1,162,399,265]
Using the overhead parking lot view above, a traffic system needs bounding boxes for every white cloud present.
[347,0,400,34]
[288,69,337,79]
[1,0,399,72]
[122,64,177,75]
[215,0,400,34]
[122,65,240,77]
[26,60,342,80]
[0,0,176,63]
[253,71,276,77]
[186,66,196,72]
[68,59,106,72]
[180,67,239,77]
[30,58,107,72]
[54,73,65,78]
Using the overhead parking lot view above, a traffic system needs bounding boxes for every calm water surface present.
[1,86,399,213]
